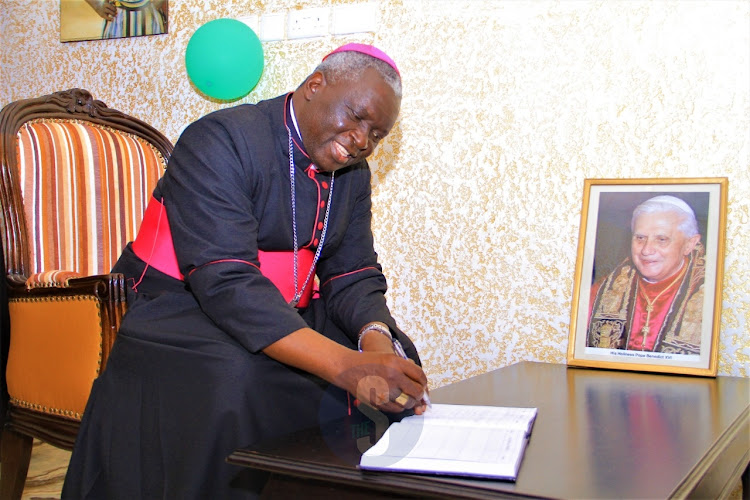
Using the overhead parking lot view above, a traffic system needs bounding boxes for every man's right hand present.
[338,350,429,414]
[262,327,430,414]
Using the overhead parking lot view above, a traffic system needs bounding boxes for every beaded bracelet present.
[357,322,392,351]
[357,322,408,359]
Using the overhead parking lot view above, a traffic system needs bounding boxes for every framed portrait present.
[567,178,728,377]
[60,0,169,43]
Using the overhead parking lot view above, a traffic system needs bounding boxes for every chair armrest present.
[5,273,127,418]
[9,273,127,357]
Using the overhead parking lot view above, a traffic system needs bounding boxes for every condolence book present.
[359,404,537,480]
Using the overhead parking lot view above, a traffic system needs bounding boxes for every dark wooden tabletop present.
[228,361,750,499]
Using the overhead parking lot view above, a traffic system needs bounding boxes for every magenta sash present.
[132,197,315,307]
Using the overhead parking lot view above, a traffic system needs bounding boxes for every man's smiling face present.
[296,67,400,173]
[631,210,699,282]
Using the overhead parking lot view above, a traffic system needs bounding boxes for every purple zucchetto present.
[322,43,400,76]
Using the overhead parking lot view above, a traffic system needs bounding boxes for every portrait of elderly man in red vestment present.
[587,195,706,354]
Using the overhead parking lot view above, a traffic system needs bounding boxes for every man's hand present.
[339,350,429,414]
[263,327,430,414]
[84,0,117,22]
[357,323,430,413]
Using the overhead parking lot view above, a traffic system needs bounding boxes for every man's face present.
[631,211,699,282]
[298,67,400,173]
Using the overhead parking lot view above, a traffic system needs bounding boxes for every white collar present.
[289,99,302,140]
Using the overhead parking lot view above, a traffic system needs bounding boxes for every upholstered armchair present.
[0,89,172,499]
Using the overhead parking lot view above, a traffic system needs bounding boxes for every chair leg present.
[0,428,33,500]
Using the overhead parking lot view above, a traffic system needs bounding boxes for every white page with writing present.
[412,404,537,431]
[360,404,536,479]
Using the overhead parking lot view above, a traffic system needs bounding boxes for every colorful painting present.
[60,0,168,42]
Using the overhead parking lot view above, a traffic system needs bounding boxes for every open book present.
[359,404,537,480]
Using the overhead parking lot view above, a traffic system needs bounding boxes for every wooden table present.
[228,361,750,499]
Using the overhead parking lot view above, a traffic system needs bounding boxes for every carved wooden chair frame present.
[0,88,172,499]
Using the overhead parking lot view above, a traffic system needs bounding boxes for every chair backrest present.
[0,88,173,284]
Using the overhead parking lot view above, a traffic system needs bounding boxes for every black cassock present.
[63,94,420,499]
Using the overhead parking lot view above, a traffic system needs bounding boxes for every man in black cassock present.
[62,43,429,499]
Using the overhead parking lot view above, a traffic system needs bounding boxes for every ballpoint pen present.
[392,338,432,408]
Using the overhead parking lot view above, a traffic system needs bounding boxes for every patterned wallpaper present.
[1,0,748,386]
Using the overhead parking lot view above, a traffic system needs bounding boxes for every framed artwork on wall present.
[60,0,168,42]
[567,178,728,377]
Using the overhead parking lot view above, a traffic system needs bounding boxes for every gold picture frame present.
[567,178,728,377]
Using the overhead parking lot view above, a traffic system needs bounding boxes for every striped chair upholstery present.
[17,119,164,285]
[0,89,172,500]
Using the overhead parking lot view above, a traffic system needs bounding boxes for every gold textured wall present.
[1,0,748,386]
